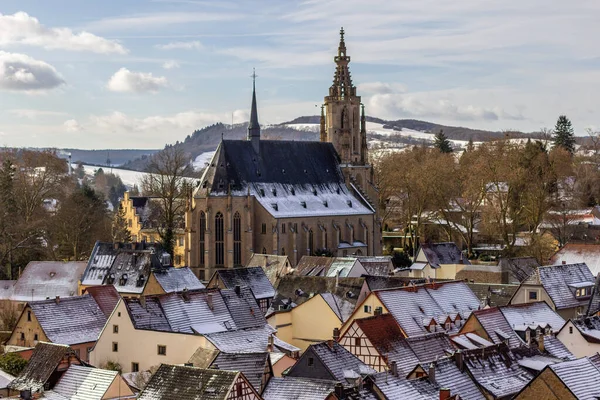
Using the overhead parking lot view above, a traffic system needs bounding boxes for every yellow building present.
[121,191,186,267]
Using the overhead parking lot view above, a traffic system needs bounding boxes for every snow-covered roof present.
[44,365,118,400]
[12,261,87,302]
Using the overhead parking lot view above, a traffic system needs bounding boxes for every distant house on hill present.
[12,261,87,303]
[408,242,470,279]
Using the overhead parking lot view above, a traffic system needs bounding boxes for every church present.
[185,29,382,280]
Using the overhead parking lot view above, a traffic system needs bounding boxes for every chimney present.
[235,285,241,295]
[333,328,340,341]
[334,383,344,399]
[207,293,213,310]
[390,361,398,377]
[439,388,451,400]
[525,328,531,346]
[140,295,146,309]
[454,350,464,372]
[538,334,545,353]
[267,334,274,352]
[55,296,60,305]
[428,362,436,384]
[562,260,566,265]
[327,339,335,350]
[182,288,190,302]
[374,307,382,317]
[459,252,464,264]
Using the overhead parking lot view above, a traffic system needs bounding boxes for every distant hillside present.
[55,148,159,166]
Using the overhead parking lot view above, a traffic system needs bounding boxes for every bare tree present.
[140,147,192,256]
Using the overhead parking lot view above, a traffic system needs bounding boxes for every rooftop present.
[548,357,600,400]
[420,242,470,268]
[44,365,119,400]
[550,243,600,276]
[12,261,86,302]
[262,377,336,400]
[212,267,275,300]
[536,263,595,310]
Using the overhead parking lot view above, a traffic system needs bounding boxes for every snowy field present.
[192,151,216,171]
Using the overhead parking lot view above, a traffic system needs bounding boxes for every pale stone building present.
[185,29,381,280]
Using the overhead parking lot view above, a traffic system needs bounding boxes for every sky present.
[0,0,598,149]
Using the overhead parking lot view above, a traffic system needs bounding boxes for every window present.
[20,332,24,340]
[199,269,206,281]
[132,362,139,372]
[34,334,38,341]
[233,212,242,266]
[199,211,206,266]
[364,305,372,313]
[236,382,243,397]
[113,325,119,334]
[528,291,538,300]
[354,337,361,347]
[27,311,31,322]
[569,326,574,334]
[282,224,286,234]
[112,342,118,352]
[262,247,267,255]
[158,345,167,356]
[117,312,121,317]
[308,229,314,256]
[261,223,267,234]
[215,212,224,266]
[308,357,314,367]
[281,247,286,256]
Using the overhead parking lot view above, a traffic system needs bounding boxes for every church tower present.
[321,28,367,165]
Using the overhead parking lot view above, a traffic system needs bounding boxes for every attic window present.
[272,188,277,196]
[336,187,341,194]
[300,201,307,208]
[259,188,265,197]
[257,170,261,177]
[271,203,278,211]
[347,200,353,208]
[202,181,208,188]
[323,200,328,207]
[290,187,295,195]
[312,187,317,196]
[49,272,56,278]
[304,169,308,174]
[119,274,128,286]
[282,169,285,174]
[218,179,224,190]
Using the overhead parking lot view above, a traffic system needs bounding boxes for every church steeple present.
[330,27,356,99]
[247,69,260,153]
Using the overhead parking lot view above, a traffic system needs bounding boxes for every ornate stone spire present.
[329,27,355,98]
[247,68,260,153]
[320,105,326,142]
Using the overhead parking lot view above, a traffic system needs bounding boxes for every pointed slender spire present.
[248,68,260,153]
[320,104,326,142]
[330,27,354,98]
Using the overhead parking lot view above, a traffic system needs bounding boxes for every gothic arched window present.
[309,229,314,256]
[215,212,224,266]
[233,212,242,266]
[262,247,267,255]
[281,247,286,256]
[199,211,206,266]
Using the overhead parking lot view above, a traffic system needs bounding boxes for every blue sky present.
[0,0,598,148]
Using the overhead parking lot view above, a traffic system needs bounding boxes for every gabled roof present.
[466,283,518,307]
[320,293,354,322]
[10,342,82,392]
[498,257,539,283]
[289,341,375,383]
[543,336,575,360]
[204,325,299,354]
[550,243,600,276]
[547,357,600,400]
[467,307,523,348]
[210,352,270,392]
[421,357,484,400]
[262,377,336,400]
[371,372,438,399]
[419,242,470,268]
[44,365,120,400]
[405,333,454,363]
[212,267,275,299]
[568,315,600,343]
[363,275,419,291]
[357,256,393,277]
[82,285,120,318]
[500,301,565,333]
[153,267,205,293]
[326,258,364,278]
[295,256,333,277]
[463,344,533,398]
[138,364,244,400]
[536,263,595,310]
[29,294,107,345]
[197,140,373,218]
[245,254,292,287]
[374,281,480,336]
[12,261,87,301]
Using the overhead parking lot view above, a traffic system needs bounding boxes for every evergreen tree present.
[434,129,453,153]
[112,204,132,243]
[553,115,576,154]
[466,138,474,152]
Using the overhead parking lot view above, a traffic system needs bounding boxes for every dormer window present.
[259,188,265,197]
[323,200,328,207]
[312,187,317,196]
[272,188,277,196]
[300,201,306,208]
[347,200,352,208]
[290,187,295,195]
[271,203,278,211]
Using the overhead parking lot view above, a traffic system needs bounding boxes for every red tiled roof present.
[84,285,120,318]
[355,314,404,351]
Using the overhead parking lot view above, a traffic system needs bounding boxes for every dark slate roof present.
[363,275,422,291]
[262,377,336,400]
[29,294,107,345]
[420,242,470,268]
[220,286,267,329]
[246,254,293,287]
[10,342,81,392]
[83,285,120,318]
[270,276,364,312]
[353,314,419,375]
[542,336,575,360]
[571,315,600,343]
[125,297,172,332]
[320,293,354,322]
[214,267,275,300]
[12,261,87,301]
[421,357,484,400]
[469,307,523,348]
[357,256,393,276]
[291,342,375,383]
[537,263,595,310]
[405,333,454,363]
[548,357,600,400]
[463,344,533,399]
[375,281,480,337]
[498,257,539,283]
[210,352,269,392]
[138,364,240,400]
[295,256,333,277]
[153,267,205,293]
[466,283,518,307]
[500,301,566,333]
[204,326,285,353]
[371,372,439,399]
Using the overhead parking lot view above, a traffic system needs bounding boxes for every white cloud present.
[86,12,242,31]
[107,68,168,93]
[0,12,127,54]
[358,82,406,95]
[162,60,180,69]
[63,119,82,132]
[8,109,67,119]
[156,40,203,50]
[0,51,64,92]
